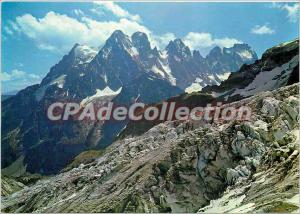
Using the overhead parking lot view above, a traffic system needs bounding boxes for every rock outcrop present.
[1,176,25,197]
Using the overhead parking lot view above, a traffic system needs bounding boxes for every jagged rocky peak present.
[192,50,204,61]
[208,43,258,61]
[131,31,151,53]
[205,43,258,74]
[59,43,97,65]
[230,43,258,60]
[39,43,97,86]
[105,30,131,47]
[109,29,127,40]
[98,30,139,59]
[231,43,252,50]
[207,45,223,57]
[70,43,80,52]
[152,46,160,55]
[166,38,192,59]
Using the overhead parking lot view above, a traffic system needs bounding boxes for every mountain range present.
[119,39,299,139]
[1,29,278,175]
[1,39,299,213]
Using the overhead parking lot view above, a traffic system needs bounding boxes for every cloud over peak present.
[8,2,243,56]
[13,11,149,53]
[94,1,141,22]
[183,32,243,55]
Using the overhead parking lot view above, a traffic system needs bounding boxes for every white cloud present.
[73,9,85,17]
[153,33,176,49]
[4,26,13,35]
[13,11,152,53]
[81,16,151,44]
[184,32,214,47]
[1,71,12,81]
[282,4,300,23]
[1,69,41,82]
[183,32,242,55]
[93,2,141,22]
[9,20,21,32]
[214,37,243,47]
[251,24,275,35]
[3,20,21,36]
[90,8,104,16]
[271,3,299,23]
[12,6,243,56]
[15,12,89,52]
[1,69,42,93]
[13,11,174,52]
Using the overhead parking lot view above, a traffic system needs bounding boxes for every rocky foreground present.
[2,83,299,213]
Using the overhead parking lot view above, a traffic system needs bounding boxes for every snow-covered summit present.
[73,44,98,64]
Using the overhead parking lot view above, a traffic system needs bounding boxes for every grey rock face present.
[1,176,25,197]
[206,44,258,74]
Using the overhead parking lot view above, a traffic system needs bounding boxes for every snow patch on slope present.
[160,50,168,60]
[153,51,176,86]
[185,78,204,93]
[80,86,122,106]
[217,72,231,82]
[74,45,97,64]
[51,75,66,89]
[238,50,254,60]
[35,75,67,101]
[161,63,176,86]
[151,65,165,77]
[185,83,203,93]
[208,74,220,85]
[212,90,230,98]
[124,45,139,57]
[231,55,298,97]
[101,47,112,59]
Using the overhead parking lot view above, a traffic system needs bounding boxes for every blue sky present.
[1,1,299,94]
